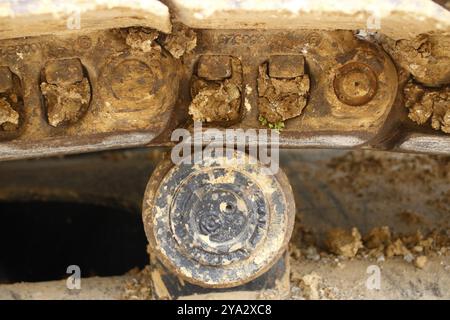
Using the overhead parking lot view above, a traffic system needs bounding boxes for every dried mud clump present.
[0,97,19,130]
[404,80,449,133]
[0,66,21,131]
[414,255,428,269]
[325,227,363,258]
[360,226,446,263]
[189,57,242,122]
[41,78,90,127]
[363,228,447,268]
[363,226,392,250]
[122,266,153,300]
[292,272,322,300]
[124,27,160,53]
[381,33,450,87]
[161,23,196,59]
[257,63,310,124]
[41,58,91,127]
[292,224,448,266]
[385,238,411,257]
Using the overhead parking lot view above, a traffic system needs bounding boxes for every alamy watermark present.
[366,265,381,290]
[366,7,381,32]
[171,121,280,175]
[66,265,81,290]
[66,9,81,30]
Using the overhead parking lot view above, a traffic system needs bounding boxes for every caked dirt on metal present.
[380,32,450,133]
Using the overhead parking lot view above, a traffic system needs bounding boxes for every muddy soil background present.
[0,148,448,299]
[284,150,449,299]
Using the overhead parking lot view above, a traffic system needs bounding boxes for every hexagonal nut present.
[269,55,305,78]
[197,55,232,81]
[0,66,13,93]
[43,58,84,85]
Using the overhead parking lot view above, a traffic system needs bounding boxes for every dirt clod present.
[325,227,363,258]
[414,255,428,269]
[189,57,242,122]
[381,33,450,87]
[124,27,160,53]
[386,239,411,258]
[404,80,450,133]
[295,272,322,300]
[122,266,153,300]
[289,245,302,260]
[161,23,196,59]
[304,246,321,261]
[41,58,91,127]
[41,79,90,127]
[257,62,309,124]
[0,98,19,130]
[364,226,392,249]
[0,67,21,131]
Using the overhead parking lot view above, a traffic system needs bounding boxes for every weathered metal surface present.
[0,4,448,160]
[0,28,180,160]
[333,62,378,106]
[142,151,295,288]
[165,0,450,40]
[0,0,447,300]
[197,55,232,81]
[149,252,289,299]
[0,0,171,40]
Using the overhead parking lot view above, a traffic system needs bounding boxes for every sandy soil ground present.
[284,150,449,299]
[0,149,448,299]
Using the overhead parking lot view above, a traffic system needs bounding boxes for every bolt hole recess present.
[220,201,235,214]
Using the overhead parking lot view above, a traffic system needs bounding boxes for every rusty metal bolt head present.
[268,54,305,78]
[43,58,84,85]
[197,55,232,81]
[0,66,13,93]
[110,59,156,101]
[142,150,295,288]
[333,62,378,106]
